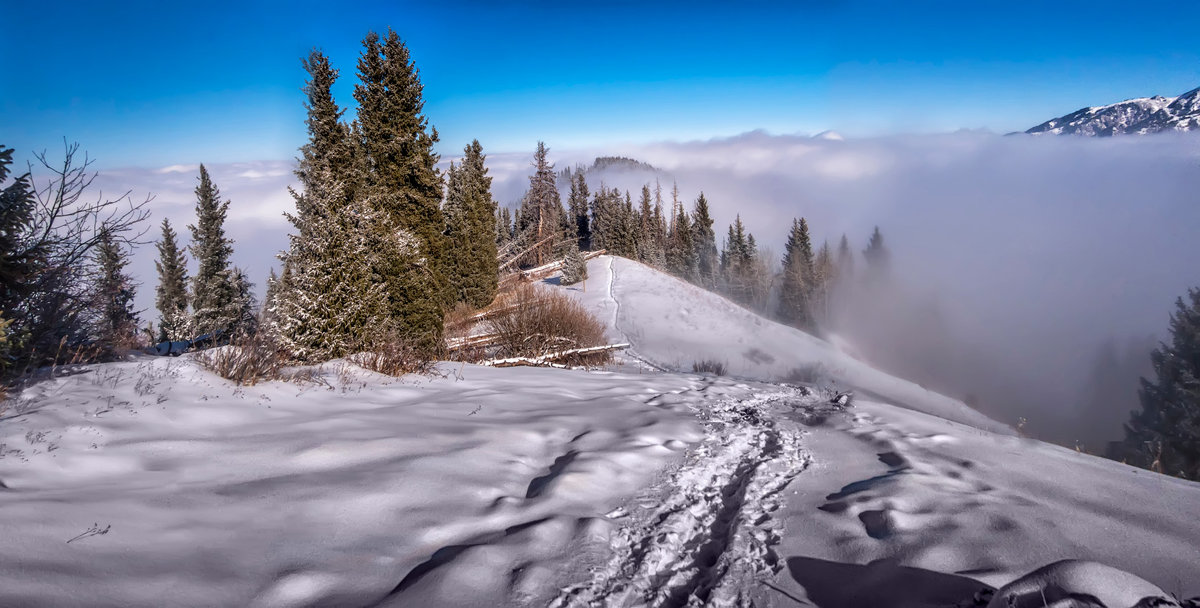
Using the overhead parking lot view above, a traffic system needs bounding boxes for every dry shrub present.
[693,359,728,376]
[443,301,479,338]
[350,330,434,377]
[489,283,609,364]
[195,330,282,386]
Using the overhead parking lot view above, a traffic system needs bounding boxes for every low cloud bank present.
[608,131,1200,445]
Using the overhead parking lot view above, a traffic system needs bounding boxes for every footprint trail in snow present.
[552,388,817,608]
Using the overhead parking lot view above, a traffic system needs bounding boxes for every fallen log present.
[480,343,630,368]
[510,249,607,283]
[445,332,505,351]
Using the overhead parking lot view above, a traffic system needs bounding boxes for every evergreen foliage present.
[0,143,149,371]
[636,185,664,266]
[153,219,189,342]
[445,140,499,308]
[1112,288,1200,480]
[863,225,889,279]
[0,146,40,349]
[666,201,698,281]
[561,240,588,285]
[836,233,855,281]
[517,142,566,266]
[92,228,139,350]
[496,206,514,248]
[691,192,719,288]
[812,240,836,327]
[567,171,591,250]
[275,48,427,359]
[778,218,815,330]
[354,29,450,337]
[188,165,241,337]
[590,186,636,258]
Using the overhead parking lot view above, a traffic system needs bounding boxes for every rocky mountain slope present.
[1026,85,1200,135]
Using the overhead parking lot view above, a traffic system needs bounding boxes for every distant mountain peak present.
[1026,85,1200,136]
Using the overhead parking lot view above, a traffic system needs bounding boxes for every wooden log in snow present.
[480,343,630,368]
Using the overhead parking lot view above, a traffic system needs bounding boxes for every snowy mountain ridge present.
[1026,85,1200,135]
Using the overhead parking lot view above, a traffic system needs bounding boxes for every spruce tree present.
[836,233,855,281]
[863,225,889,280]
[517,142,565,266]
[691,192,719,288]
[778,218,815,330]
[813,240,836,327]
[93,228,139,350]
[354,29,448,343]
[636,185,663,265]
[568,171,591,250]
[276,48,399,360]
[666,202,698,281]
[1112,288,1200,480]
[229,267,257,336]
[620,190,640,259]
[188,165,239,338]
[496,206,513,248]
[561,240,588,285]
[153,218,189,342]
[445,140,498,308]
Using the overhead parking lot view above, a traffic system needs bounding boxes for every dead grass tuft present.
[195,331,283,386]
[693,359,728,376]
[350,330,435,377]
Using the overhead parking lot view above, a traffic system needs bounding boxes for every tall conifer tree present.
[779,218,816,330]
[188,165,240,337]
[354,30,447,344]
[1112,288,1200,480]
[93,228,139,349]
[517,142,565,265]
[568,172,591,250]
[445,140,498,308]
[691,192,718,288]
[276,48,405,360]
[153,219,189,342]
[863,225,889,280]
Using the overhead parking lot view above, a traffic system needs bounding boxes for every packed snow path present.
[552,388,820,608]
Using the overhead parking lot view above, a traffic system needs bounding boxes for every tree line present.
[494,150,891,335]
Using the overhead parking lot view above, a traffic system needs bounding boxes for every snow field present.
[0,356,758,607]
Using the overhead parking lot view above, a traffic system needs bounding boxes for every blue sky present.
[3,0,1199,168]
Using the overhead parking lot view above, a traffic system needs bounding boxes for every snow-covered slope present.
[566,255,1009,434]
[0,358,762,607]
[2,258,1198,607]
[1026,85,1200,135]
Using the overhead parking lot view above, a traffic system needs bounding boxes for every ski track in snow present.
[551,388,815,608]
[606,256,669,374]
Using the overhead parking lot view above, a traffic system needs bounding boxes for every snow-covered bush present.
[561,243,588,285]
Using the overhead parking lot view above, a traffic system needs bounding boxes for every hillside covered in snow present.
[1,256,1197,607]
[1026,85,1200,135]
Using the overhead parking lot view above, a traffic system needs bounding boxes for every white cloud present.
[154,164,199,174]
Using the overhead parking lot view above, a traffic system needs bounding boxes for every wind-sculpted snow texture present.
[0,357,771,607]
[552,389,814,608]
